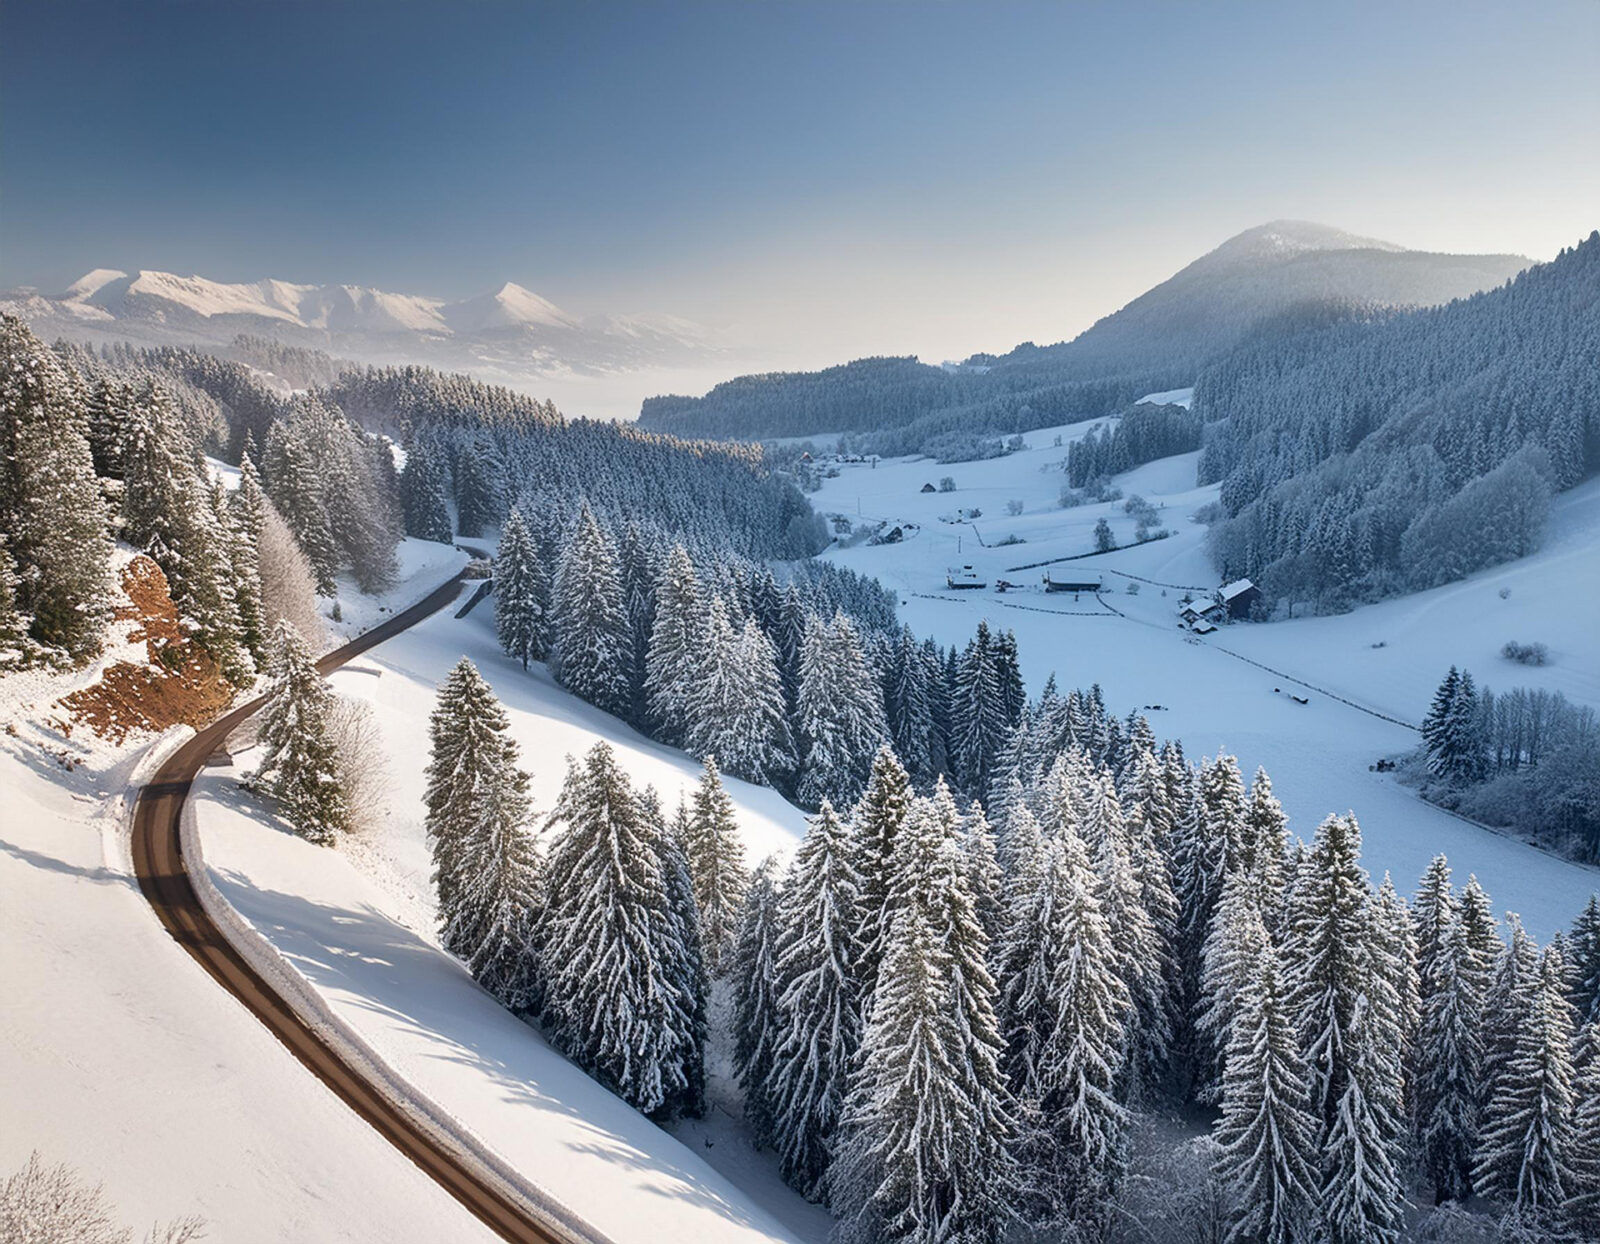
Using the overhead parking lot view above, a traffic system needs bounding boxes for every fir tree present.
[795,612,889,809]
[654,791,709,1118]
[550,503,633,718]
[0,315,113,661]
[219,475,266,667]
[1569,896,1600,1025]
[495,506,544,669]
[0,534,33,670]
[1320,998,1407,1244]
[769,800,865,1201]
[1212,939,1320,1244]
[1567,1020,1600,1236]
[248,621,348,844]
[538,742,688,1115]
[950,621,1006,801]
[730,859,785,1146]
[262,419,339,595]
[644,543,703,744]
[422,658,542,1007]
[850,746,913,1005]
[685,756,748,973]
[1198,869,1271,1104]
[885,626,936,785]
[399,437,453,543]
[1474,944,1576,1220]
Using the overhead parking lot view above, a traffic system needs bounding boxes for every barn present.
[1043,570,1102,594]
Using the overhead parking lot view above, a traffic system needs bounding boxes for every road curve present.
[131,561,575,1244]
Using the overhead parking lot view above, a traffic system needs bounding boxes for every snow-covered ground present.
[0,716,496,1244]
[811,425,1600,940]
[323,537,471,645]
[192,602,827,1244]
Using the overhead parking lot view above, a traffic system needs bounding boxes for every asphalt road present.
[130,559,578,1244]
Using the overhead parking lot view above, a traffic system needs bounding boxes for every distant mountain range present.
[638,221,1532,444]
[0,268,722,382]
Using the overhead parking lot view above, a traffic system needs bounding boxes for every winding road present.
[130,560,577,1244]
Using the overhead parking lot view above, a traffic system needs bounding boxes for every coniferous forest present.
[6,289,1600,1244]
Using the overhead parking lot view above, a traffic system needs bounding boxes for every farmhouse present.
[947,565,987,590]
[1177,578,1261,629]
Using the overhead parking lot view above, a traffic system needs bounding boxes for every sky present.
[3,0,1598,370]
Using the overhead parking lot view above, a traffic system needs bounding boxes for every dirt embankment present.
[57,556,236,744]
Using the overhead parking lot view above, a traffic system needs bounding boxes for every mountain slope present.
[637,222,1530,443]
[1,268,721,383]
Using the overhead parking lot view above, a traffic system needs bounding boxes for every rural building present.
[1043,570,1102,594]
[947,565,987,590]
[1177,578,1260,629]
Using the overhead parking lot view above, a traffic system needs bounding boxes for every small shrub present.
[1006,499,1024,516]
[1498,586,1512,600]
[1126,582,1141,595]
[1005,434,1026,453]
[994,533,1026,547]
[1501,640,1549,666]
[938,476,957,493]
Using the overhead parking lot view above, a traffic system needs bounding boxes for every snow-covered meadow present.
[810,418,1600,939]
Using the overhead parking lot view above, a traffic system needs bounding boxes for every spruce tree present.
[1567,1020,1600,1236]
[495,506,544,669]
[0,535,32,670]
[1474,943,1576,1220]
[422,658,542,1007]
[795,612,889,809]
[730,859,784,1146]
[1197,869,1271,1105]
[1569,896,1600,1025]
[0,315,113,661]
[550,503,633,718]
[849,745,913,1005]
[399,438,453,543]
[538,741,687,1115]
[248,621,348,844]
[1320,997,1407,1244]
[1212,939,1320,1244]
[263,419,339,595]
[654,791,709,1118]
[220,475,266,668]
[643,543,702,744]
[769,800,865,1201]
[684,756,748,973]
[885,625,936,785]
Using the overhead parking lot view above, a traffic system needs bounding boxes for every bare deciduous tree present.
[257,499,325,652]
[0,1151,206,1244]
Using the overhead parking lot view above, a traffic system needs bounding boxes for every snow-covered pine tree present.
[832,795,1015,1244]
[722,616,795,784]
[550,503,633,718]
[961,801,1003,943]
[1244,767,1289,935]
[538,741,686,1115]
[1370,875,1420,1127]
[684,756,748,973]
[643,542,702,744]
[1413,857,1490,1204]
[795,612,889,809]
[653,790,708,1118]
[1420,667,1461,774]
[452,434,504,538]
[1286,813,1373,1128]
[1567,1019,1600,1236]
[495,506,544,669]
[950,621,1006,801]
[262,419,339,595]
[1569,895,1600,1025]
[421,657,542,1008]
[1480,912,1539,1120]
[217,475,266,668]
[1197,868,1271,1105]
[849,745,913,1005]
[885,625,936,786]
[1034,821,1131,1227]
[769,799,865,1201]
[616,521,656,729]
[730,858,784,1146]
[248,620,348,845]
[1473,942,1576,1221]
[0,315,112,662]
[1212,937,1320,1244]
[1319,996,1407,1244]
[399,437,453,543]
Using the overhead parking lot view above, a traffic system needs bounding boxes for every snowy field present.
[0,542,500,1242]
[0,726,494,1244]
[812,424,1600,940]
[193,601,828,1244]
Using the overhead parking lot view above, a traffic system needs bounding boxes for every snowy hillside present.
[190,601,829,1244]
[810,427,1600,939]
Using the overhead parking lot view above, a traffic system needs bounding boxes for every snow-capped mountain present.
[2,268,722,381]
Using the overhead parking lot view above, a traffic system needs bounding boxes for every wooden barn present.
[1043,570,1102,594]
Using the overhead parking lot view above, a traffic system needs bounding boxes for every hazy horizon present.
[5,1,1597,369]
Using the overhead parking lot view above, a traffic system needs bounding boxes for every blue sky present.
[3,0,1597,364]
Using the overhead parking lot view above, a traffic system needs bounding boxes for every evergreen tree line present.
[490,498,1034,812]
[0,315,320,680]
[1200,233,1600,614]
[727,725,1600,1244]
[1419,667,1600,863]
[1065,401,1204,489]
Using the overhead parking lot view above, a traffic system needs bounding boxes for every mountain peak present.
[1206,220,1408,266]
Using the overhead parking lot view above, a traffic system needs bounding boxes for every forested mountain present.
[638,222,1529,448]
[1201,231,1600,612]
